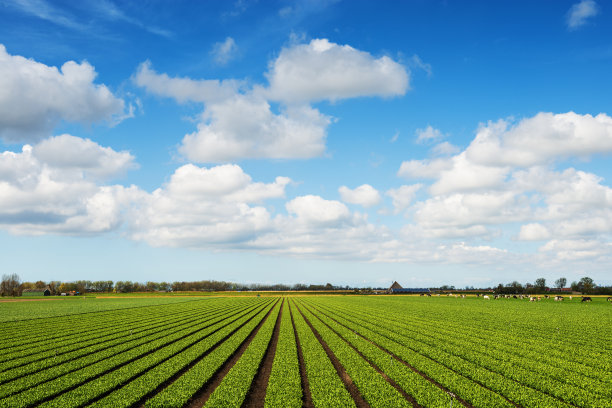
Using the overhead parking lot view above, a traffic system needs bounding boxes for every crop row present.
[310,298,610,406]
[264,298,301,408]
[144,299,280,407]
[204,299,282,407]
[305,299,572,408]
[0,298,223,357]
[44,299,277,408]
[0,299,271,407]
[0,298,257,378]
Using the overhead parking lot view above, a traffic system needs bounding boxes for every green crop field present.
[0,295,610,407]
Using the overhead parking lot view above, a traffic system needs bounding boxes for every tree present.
[555,277,567,289]
[534,278,546,291]
[579,277,595,294]
[1,274,22,297]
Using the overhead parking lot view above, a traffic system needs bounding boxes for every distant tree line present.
[1,275,347,296]
[493,276,611,295]
[2,274,611,297]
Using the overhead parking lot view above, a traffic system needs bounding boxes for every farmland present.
[0,295,610,407]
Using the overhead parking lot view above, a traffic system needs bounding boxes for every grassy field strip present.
[40,299,276,408]
[360,298,612,375]
[311,300,574,408]
[0,299,259,386]
[203,299,282,407]
[144,299,280,408]
[0,299,257,375]
[264,299,302,408]
[0,298,220,355]
[295,301,412,408]
[0,297,203,324]
[0,299,269,407]
[297,300,452,408]
[321,300,612,404]
[288,299,356,408]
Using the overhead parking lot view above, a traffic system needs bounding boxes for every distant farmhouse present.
[387,281,430,294]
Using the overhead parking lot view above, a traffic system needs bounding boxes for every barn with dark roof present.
[388,281,430,294]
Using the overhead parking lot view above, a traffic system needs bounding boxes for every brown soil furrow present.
[289,300,313,408]
[303,301,478,408]
[297,301,422,408]
[186,298,280,408]
[241,299,284,408]
[295,303,370,408]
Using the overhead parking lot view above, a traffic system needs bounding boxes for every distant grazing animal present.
[529,297,536,302]
[426,293,431,297]
[420,294,424,296]
[461,294,466,298]
[513,295,517,299]
[483,295,490,300]
[569,296,572,300]
[607,297,612,302]
[544,295,549,299]
[554,296,563,301]
[581,297,592,302]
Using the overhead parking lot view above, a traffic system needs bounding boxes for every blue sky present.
[1,0,611,287]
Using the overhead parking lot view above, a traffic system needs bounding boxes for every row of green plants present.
[0,299,259,391]
[289,299,355,407]
[296,300,453,408]
[48,300,275,408]
[296,301,412,408]
[204,300,281,407]
[0,299,269,407]
[263,299,302,408]
[0,299,252,377]
[144,300,278,407]
[309,298,577,408]
[0,298,213,352]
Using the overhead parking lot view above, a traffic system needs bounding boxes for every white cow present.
[483,295,490,300]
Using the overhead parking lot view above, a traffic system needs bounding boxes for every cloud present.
[567,0,599,30]
[129,164,290,247]
[178,95,330,162]
[416,125,444,143]
[286,195,350,227]
[466,112,612,167]
[5,0,86,30]
[397,158,453,179]
[266,38,409,103]
[136,38,407,162]
[518,223,551,241]
[0,137,138,235]
[386,184,421,214]
[339,184,381,208]
[432,141,460,156]
[211,37,238,65]
[133,61,241,104]
[32,134,136,180]
[0,44,126,142]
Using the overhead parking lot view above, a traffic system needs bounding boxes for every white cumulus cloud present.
[0,44,126,142]
[0,138,138,235]
[339,184,381,208]
[266,38,408,103]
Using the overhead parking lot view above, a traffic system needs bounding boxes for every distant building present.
[43,288,51,296]
[388,281,430,294]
